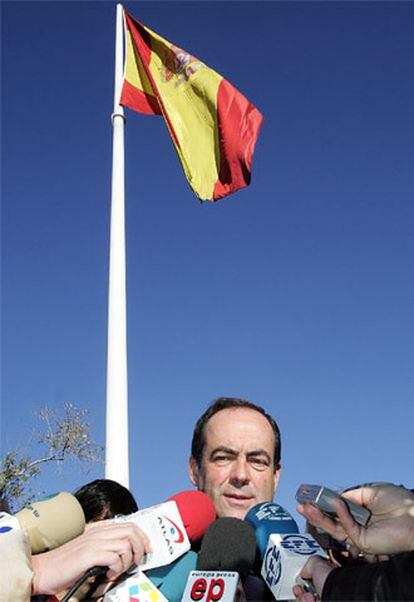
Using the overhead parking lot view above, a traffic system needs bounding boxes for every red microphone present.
[167,490,216,542]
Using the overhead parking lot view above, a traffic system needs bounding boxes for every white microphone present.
[103,569,168,601]
[113,500,190,570]
[261,532,328,600]
[182,571,246,602]
[0,512,20,534]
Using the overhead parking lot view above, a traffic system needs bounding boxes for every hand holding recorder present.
[297,483,414,557]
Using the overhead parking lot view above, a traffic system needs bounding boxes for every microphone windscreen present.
[245,501,299,558]
[167,491,216,542]
[146,550,198,601]
[197,517,256,581]
[16,492,85,553]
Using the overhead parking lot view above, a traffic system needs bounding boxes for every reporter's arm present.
[321,551,414,601]
[294,551,414,602]
[31,521,151,595]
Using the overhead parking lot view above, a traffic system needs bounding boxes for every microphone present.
[197,518,256,580]
[67,491,214,602]
[142,550,198,601]
[113,490,216,571]
[64,493,212,602]
[261,532,328,600]
[246,503,327,599]
[100,537,198,601]
[114,499,190,570]
[103,569,168,601]
[182,571,245,602]
[0,492,85,553]
[181,518,256,601]
[167,490,217,542]
[245,501,299,559]
[102,492,210,601]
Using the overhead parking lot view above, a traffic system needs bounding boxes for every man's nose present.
[229,457,250,486]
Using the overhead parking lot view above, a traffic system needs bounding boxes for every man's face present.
[189,407,281,519]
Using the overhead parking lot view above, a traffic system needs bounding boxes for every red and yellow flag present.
[120,10,263,202]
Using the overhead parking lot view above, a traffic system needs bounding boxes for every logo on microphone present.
[280,534,322,555]
[255,502,290,521]
[157,514,185,555]
[161,515,185,543]
[264,544,282,587]
[128,582,164,601]
[0,513,18,535]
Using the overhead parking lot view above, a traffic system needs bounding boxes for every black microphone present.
[181,518,257,601]
[197,517,257,580]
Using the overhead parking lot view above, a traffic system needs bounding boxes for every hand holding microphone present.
[102,491,215,601]
[31,520,151,595]
[12,488,214,599]
[0,491,150,599]
[113,490,216,571]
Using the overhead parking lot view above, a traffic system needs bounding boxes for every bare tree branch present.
[0,403,103,510]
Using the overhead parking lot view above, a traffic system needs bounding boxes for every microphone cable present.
[60,565,107,602]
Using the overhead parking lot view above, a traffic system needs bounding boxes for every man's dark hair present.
[74,478,138,522]
[191,397,281,471]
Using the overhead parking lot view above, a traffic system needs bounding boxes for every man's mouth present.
[224,493,254,505]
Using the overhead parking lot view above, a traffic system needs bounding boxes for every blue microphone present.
[245,501,299,558]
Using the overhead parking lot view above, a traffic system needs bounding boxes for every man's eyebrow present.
[208,447,272,463]
[209,446,237,458]
[246,449,272,462]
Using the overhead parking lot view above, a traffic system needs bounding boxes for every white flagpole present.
[105,3,129,486]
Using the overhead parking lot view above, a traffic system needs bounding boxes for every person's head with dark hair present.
[189,397,282,519]
[74,479,138,522]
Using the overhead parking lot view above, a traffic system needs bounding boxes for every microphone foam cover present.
[245,501,299,558]
[197,517,256,581]
[167,490,216,542]
[16,492,85,553]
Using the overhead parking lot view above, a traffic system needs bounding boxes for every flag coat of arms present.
[120,10,263,201]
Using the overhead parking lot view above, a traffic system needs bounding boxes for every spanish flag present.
[120,10,263,202]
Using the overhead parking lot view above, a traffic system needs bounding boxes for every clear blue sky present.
[2,1,413,521]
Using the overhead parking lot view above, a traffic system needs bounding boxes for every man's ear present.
[273,462,282,494]
[189,456,200,487]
